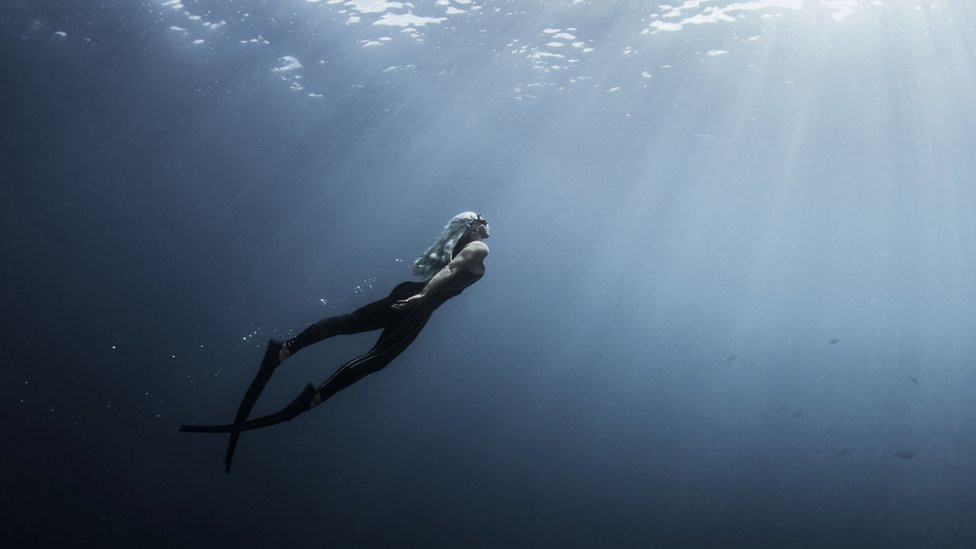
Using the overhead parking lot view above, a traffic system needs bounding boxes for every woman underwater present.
[180,212,490,472]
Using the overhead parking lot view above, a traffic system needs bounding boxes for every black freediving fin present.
[221,339,284,473]
[179,382,318,435]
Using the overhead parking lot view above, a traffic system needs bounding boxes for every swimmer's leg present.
[283,283,420,356]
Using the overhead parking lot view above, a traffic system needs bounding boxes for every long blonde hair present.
[412,211,481,278]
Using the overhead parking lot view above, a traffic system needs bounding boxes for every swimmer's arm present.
[392,242,487,309]
[420,242,487,297]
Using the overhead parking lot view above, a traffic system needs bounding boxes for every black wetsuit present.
[287,267,483,404]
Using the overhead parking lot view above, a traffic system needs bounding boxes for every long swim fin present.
[180,383,318,435]
[178,339,284,472]
[221,339,284,472]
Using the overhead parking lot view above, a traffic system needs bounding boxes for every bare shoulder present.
[464,241,489,257]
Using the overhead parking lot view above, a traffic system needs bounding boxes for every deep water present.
[3,1,976,547]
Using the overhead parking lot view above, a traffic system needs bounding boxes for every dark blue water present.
[4,1,976,547]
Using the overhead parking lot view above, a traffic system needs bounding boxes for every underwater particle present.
[725,354,737,362]
[826,338,841,346]
[792,411,803,418]
[908,376,919,386]
[893,451,915,460]
[835,448,849,457]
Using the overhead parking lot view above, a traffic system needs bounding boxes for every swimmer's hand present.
[392,294,424,310]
